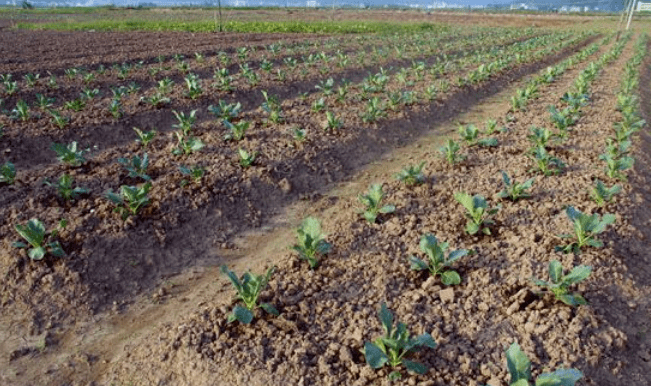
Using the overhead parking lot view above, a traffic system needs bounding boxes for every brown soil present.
[0,22,649,386]
[0,30,327,75]
[100,36,651,385]
[0,31,591,350]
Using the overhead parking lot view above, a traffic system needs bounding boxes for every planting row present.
[0,32,603,236]
[0,27,543,141]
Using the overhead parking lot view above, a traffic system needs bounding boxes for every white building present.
[510,3,538,10]
[639,2,651,11]
[560,5,582,12]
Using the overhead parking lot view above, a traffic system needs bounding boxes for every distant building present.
[510,2,538,11]
[560,5,583,12]
[306,0,316,6]
[639,2,651,11]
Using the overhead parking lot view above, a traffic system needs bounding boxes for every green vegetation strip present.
[15,19,446,34]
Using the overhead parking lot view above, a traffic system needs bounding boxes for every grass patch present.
[15,19,446,34]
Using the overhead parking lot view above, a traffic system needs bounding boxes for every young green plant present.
[44,174,89,201]
[179,165,205,186]
[13,219,65,260]
[599,153,633,181]
[358,184,395,223]
[409,234,467,285]
[223,120,249,141]
[493,342,583,386]
[528,146,564,176]
[292,217,331,269]
[0,161,16,184]
[395,162,426,186]
[496,171,535,201]
[454,192,499,235]
[172,132,205,156]
[364,303,437,381]
[133,127,156,148]
[556,206,615,254]
[532,260,591,306]
[590,179,621,207]
[118,153,151,181]
[458,124,498,147]
[221,265,279,324]
[439,139,465,165]
[51,142,87,166]
[238,148,257,168]
[105,182,152,220]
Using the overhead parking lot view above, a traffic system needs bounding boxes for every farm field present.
[1,8,651,386]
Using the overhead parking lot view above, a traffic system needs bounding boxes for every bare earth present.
[0,12,650,386]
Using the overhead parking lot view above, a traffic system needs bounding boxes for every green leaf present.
[533,279,550,288]
[402,359,428,374]
[565,206,580,222]
[105,191,123,205]
[364,342,389,369]
[221,265,242,293]
[49,242,65,257]
[411,334,437,349]
[260,303,279,316]
[12,241,27,249]
[447,249,468,263]
[477,137,498,147]
[557,294,587,307]
[563,265,591,285]
[454,192,475,213]
[315,241,332,255]
[549,261,563,283]
[466,222,480,235]
[233,305,253,324]
[522,178,535,189]
[535,369,583,386]
[379,303,393,335]
[379,205,396,214]
[501,171,511,186]
[364,211,378,223]
[441,270,461,285]
[585,238,603,248]
[512,380,532,386]
[28,246,46,260]
[506,342,531,384]
[15,219,46,248]
[409,256,429,271]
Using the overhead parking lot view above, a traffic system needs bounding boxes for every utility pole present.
[626,0,638,30]
[616,0,631,40]
[216,0,223,32]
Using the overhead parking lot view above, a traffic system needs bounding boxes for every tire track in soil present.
[0,33,612,386]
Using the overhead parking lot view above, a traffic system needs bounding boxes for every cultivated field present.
[1,8,651,386]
